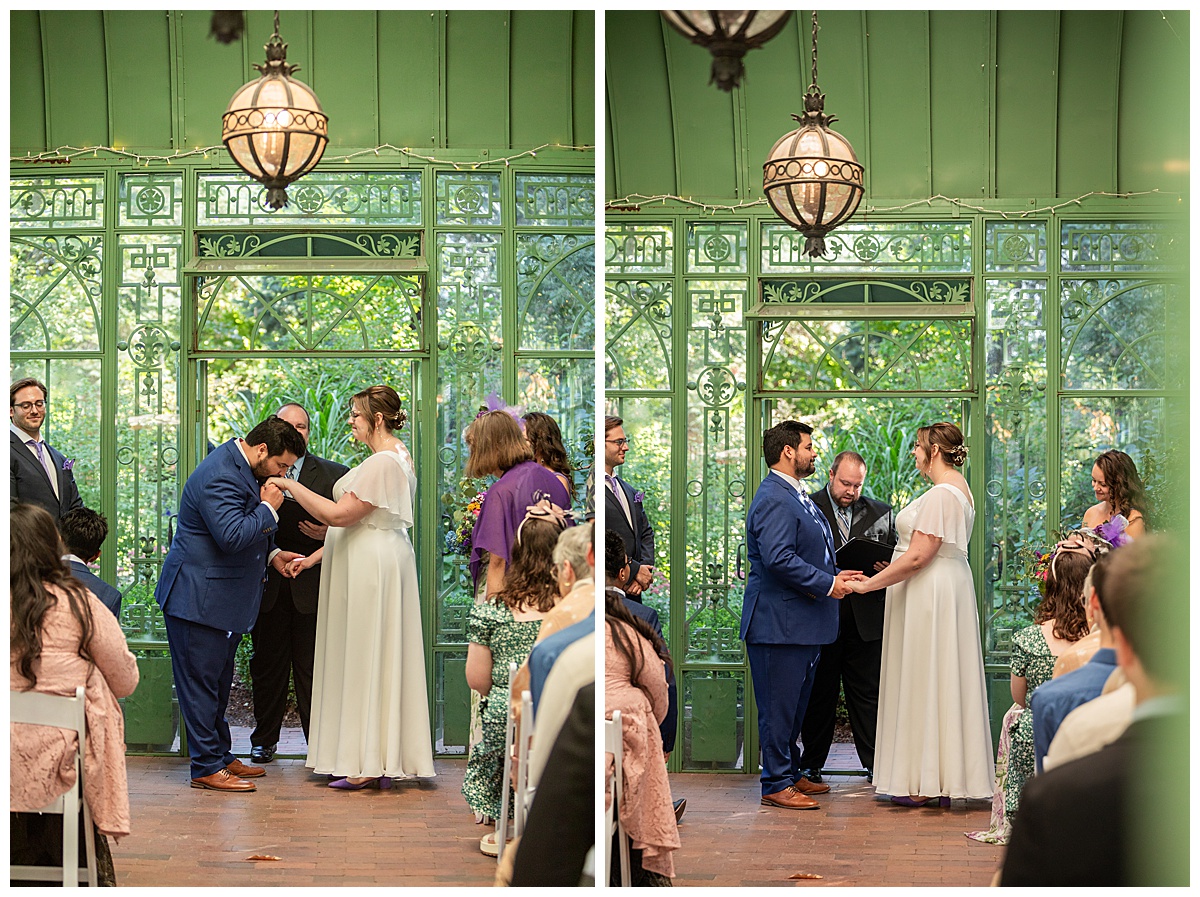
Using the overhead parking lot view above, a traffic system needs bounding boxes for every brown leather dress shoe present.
[793,775,831,795]
[761,785,819,810]
[191,768,256,792]
[226,759,266,778]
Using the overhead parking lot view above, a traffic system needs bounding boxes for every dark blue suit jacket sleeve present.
[752,486,835,599]
[199,465,279,555]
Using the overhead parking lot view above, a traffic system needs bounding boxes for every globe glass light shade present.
[222,64,327,209]
[660,10,792,90]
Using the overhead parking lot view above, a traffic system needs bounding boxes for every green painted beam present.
[10,11,47,151]
[311,11,379,148]
[1057,10,1122,196]
[103,11,174,152]
[995,10,1058,197]
[929,10,992,198]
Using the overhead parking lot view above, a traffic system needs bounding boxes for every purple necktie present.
[27,439,45,465]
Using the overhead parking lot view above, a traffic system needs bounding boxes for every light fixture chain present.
[273,10,280,40]
[810,11,819,89]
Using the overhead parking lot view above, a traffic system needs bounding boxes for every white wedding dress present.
[873,482,994,800]
[305,446,435,779]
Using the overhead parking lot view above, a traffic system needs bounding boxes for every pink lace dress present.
[604,619,679,878]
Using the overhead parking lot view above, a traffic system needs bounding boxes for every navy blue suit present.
[155,439,281,778]
[66,558,122,619]
[741,470,840,796]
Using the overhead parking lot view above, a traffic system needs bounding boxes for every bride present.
[267,384,434,788]
[845,422,994,806]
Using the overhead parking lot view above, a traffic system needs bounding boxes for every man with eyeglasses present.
[10,377,84,523]
[603,415,655,597]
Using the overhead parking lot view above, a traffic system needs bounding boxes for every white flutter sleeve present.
[336,451,414,529]
[911,485,969,546]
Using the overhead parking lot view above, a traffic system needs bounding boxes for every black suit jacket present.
[809,486,897,641]
[67,559,122,619]
[605,472,655,590]
[10,430,84,522]
[259,452,349,615]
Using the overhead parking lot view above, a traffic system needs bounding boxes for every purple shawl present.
[469,460,572,586]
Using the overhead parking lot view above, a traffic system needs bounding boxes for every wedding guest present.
[10,503,139,886]
[268,385,433,789]
[1043,668,1134,770]
[968,534,1100,844]
[462,505,568,855]
[467,410,571,599]
[58,506,122,618]
[604,415,655,596]
[605,587,679,885]
[1081,449,1147,540]
[1029,551,1120,772]
[522,411,575,500]
[10,377,84,523]
[845,423,994,807]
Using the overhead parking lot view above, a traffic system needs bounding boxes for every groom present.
[741,421,861,810]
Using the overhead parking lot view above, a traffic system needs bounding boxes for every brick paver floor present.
[667,744,1005,887]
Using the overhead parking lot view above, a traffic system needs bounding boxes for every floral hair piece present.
[1048,528,1112,581]
[515,496,572,545]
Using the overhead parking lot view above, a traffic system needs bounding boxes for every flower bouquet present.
[446,486,488,556]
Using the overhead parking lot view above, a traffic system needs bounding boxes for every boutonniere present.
[62,457,76,472]
[633,490,646,504]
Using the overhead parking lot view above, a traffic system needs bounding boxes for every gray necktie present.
[836,506,851,542]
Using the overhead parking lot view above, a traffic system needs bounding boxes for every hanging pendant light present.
[762,12,864,258]
[660,11,792,91]
[221,11,328,210]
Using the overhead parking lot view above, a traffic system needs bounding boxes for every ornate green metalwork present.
[10,235,103,352]
[604,280,673,391]
[197,171,422,226]
[761,220,972,273]
[685,221,748,275]
[761,278,972,306]
[514,173,595,227]
[10,176,105,229]
[119,173,184,228]
[516,233,594,351]
[1060,221,1181,272]
[196,231,421,260]
[1060,280,1178,391]
[435,171,502,227]
[985,221,1047,272]
[604,222,673,274]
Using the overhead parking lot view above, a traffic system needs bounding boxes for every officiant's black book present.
[835,537,895,588]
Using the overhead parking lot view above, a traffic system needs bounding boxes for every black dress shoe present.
[800,768,824,784]
[250,744,276,764]
[673,798,687,823]
[866,768,873,783]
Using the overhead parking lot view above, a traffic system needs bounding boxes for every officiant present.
[798,451,897,784]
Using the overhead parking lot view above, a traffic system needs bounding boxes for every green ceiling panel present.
[10,12,46,150]
[104,11,174,151]
[864,11,932,198]
[743,15,811,201]
[312,11,379,148]
[245,10,309,84]
[1117,11,1190,194]
[378,11,441,149]
[664,25,739,199]
[446,10,509,149]
[605,11,678,198]
[572,11,595,146]
[511,11,572,148]
[929,11,992,198]
[801,11,868,192]
[1056,11,1122,197]
[995,10,1058,197]
[177,10,246,150]
[41,11,109,149]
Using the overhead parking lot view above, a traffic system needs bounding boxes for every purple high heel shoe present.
[891,795,950,808]
[328,776,393,790]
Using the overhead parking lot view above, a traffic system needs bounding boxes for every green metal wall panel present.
[378,11,441,149]
[246,10,309,84]
[572,10,595,146]
[176,10,246,149]
[311,11,379,148]
[104,11,174,151]
[511,11,572,147]
[10,12,46,151]
[689,677,738,763]
[1117,11,1190,194]
[664,26,739,199]
[1056,11,1122,197]
[446,10,509,148]
[864,11,931,198]
[605,11,678,197]
[929,10,992,197]
[742,15,808,195]
[41,11,109,148]
[994,10,1058,197]
[803,10,868,185]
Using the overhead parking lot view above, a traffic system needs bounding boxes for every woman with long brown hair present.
[521,411,575,500]
[10,502,138,885]
[1082,449,1148,539]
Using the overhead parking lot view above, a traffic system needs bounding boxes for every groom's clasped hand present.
[832,569,869,597]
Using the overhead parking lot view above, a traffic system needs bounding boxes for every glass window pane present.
[11,176,105,229]
[514,172,595,227]
[605,280,672,392]
[761,220,972,274]
[1060,221,1184,273]
[517,233,595,351]
[119,173,184,227]
[605,223,673,275]
[435,171,501,226]
[685,221,748,275]
[11,235,103,352]
[197,171,422,226]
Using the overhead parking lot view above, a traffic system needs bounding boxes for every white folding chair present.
[513,689,534,837]
[495,662,519,864]
[10,686,97,887]
[605,710,631,887]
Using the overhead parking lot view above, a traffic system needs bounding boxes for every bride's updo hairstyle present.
[918,422,968,467]
[352,385,407,434]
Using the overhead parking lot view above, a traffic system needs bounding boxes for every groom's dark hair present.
[246,416,307,459]
[762,420,812,466]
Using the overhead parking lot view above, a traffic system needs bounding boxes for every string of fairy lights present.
[605,189,1181,219]
[10,142,594,171]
